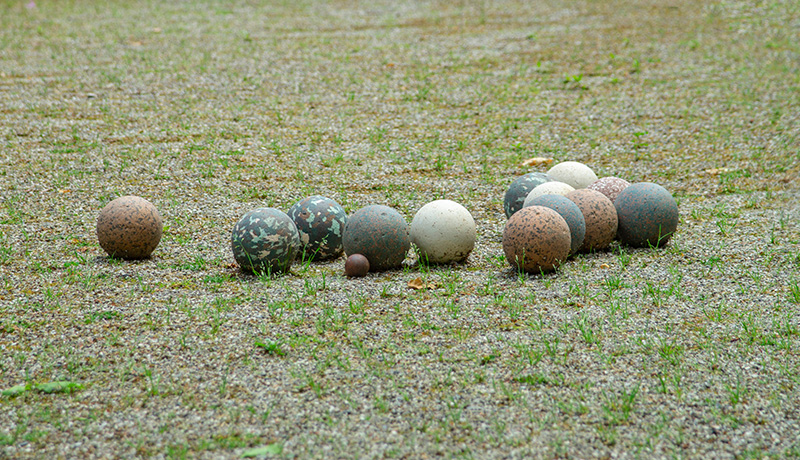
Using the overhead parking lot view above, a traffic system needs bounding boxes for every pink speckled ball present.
[587,177,631,203]
[502,206,571,273]
[97,196,162,259]
[566,189,618,252]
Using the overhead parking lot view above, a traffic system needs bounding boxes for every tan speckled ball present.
[97,196,163,259]
[502,206,571,273]
[566,189,618,252]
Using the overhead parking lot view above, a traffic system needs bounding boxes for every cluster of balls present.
[95,161,676,278]
[96,195,477,278]
[502,161,679,274]
[232,197,478,277]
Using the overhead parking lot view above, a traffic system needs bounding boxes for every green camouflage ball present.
[288,195,347,261]
[231,208,300,274]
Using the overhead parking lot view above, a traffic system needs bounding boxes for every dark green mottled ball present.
[504,172,553,218]
[615,182,679,248]
[288,195,347,261]
[342,205,410,271]
[231,208,301,274]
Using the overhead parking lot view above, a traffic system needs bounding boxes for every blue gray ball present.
[526,194,586,255]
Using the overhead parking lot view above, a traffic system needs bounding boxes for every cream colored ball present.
[410,200,476,264]
[523,181,575,207]
[547,161,598,189]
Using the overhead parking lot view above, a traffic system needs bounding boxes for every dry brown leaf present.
[521,157,553,167]
[407,277,437,290]
[702,167,732,176]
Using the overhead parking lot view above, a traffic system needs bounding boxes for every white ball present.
[547,161,598,189]
[410,200,476,264]
[523,181,575,207]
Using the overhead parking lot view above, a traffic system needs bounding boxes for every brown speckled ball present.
[502,206,571,273]
[587,177,631,203]
[97,196,162,259]
[566,189,618,252]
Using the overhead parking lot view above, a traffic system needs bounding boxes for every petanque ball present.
[503,172,553,218]
[342,205,410,271]
[410,200,476,264]
[502,206,571,273]
[288,195,347,261]
[547,161,598,189]
[231,207,301,274]
[344,254,370,277]
[587,177,632,203]
[523,181,575,206]
[96,195,162,260]
[614,182,679,248]
[566,189,618,252]
[526,194,586,255]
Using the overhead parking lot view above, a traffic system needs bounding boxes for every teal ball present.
[231,208,301,274]
[615,182,679,248]
[503,172,553,218]
[343,205,410,271]
[288,195,347,261]
[526,194,586,255]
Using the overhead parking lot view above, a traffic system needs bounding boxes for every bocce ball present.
[96,195,162,260]
[502,206,571,273]
[231,207,301,274]
[523,181,575,206]
[344,254,370,277]
[547,161,598,189]
[342,205,410,271]
[288,195,347,261]
[565,189,618,252]
[503,172,553,218]
[410,200,476,264]
[526,194,586,255]
[587,177,631,203]
[614,182,679,248]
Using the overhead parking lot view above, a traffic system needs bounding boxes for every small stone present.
[344,254,370,277]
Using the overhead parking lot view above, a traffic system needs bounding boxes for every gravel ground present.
[1,0,799,459]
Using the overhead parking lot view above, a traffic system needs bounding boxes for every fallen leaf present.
[407,277,437,290]
[521,157,553,167]
[408,277,425,290]
[1,381,82,397]
[600,263,610,269]
[702,167,731,176]
[241,443,283,458]
[1,385,27,397]
[36,381,83,394]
